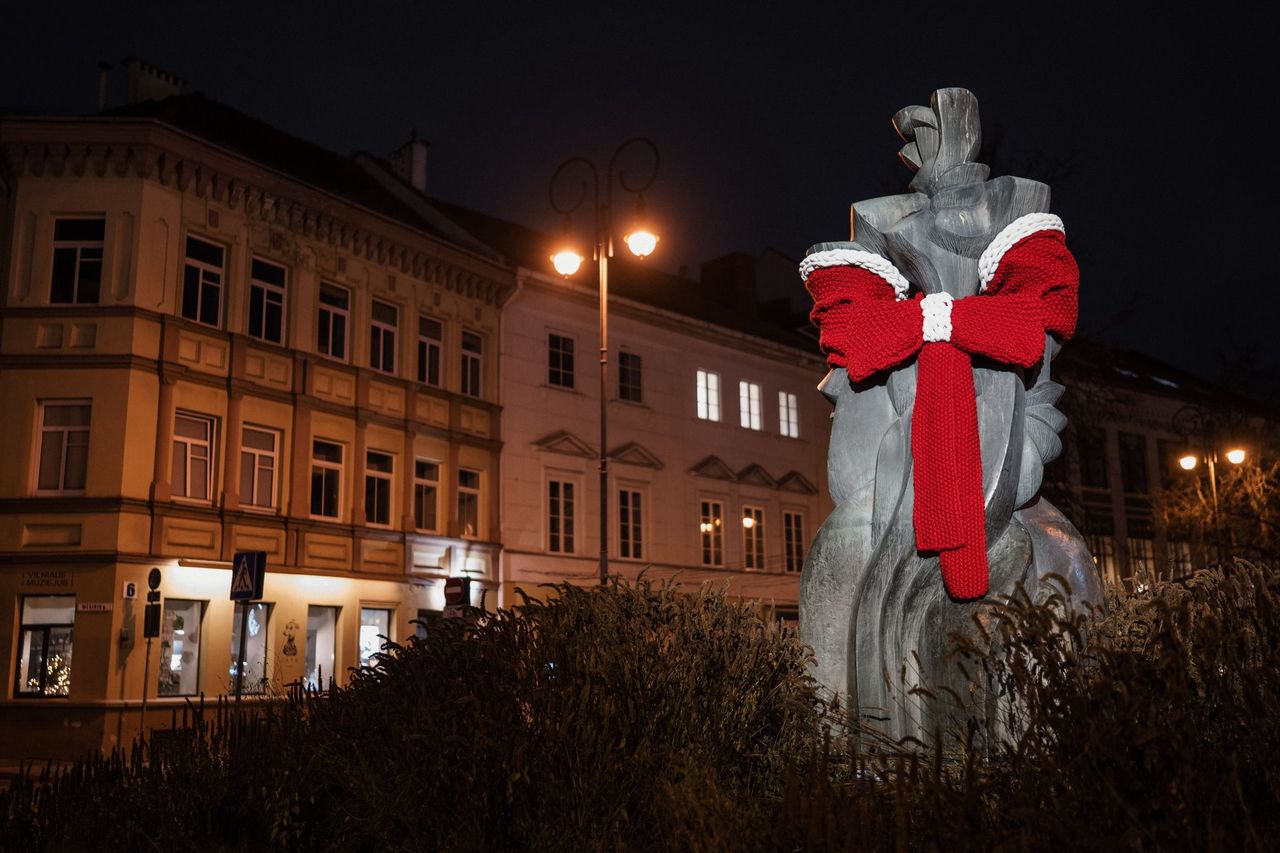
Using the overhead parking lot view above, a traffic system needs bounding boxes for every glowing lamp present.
[1226,448,1246,465]
[1178,455,1198,471]
[551,249,584,277]
[624,228,659,258]
[742,516,755,529]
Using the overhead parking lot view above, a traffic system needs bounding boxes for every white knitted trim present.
[799,249,910,300]
[920,292,953,342]
[977,213,1065,291]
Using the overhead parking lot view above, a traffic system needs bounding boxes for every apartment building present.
[0,91,513,757]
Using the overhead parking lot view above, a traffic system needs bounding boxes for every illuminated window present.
[305,605,338,689]
[182,236,224,327]
[359,607,392,668]
[700,500,724,566]
[158,599,202,697]
[15,595,75,697]
[50,218,104,304]
[35,401,90,494]
[696,370,721,421]
[778,392,800,438]
[229,602,271,694]
[317,283,349,361]
[739,382,762,430]
[370,300,398,374]
[247,259,286,344]
[742,505,765,568]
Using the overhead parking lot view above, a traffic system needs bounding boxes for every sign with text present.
[230,551,267,601]
[77,602,113,613]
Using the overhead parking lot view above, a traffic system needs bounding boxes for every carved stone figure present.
[799,88,1104,741]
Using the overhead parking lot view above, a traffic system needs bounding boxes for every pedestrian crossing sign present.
[230,551,266,601]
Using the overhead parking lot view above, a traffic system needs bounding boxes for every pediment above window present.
[736,463,778,488]
[776,470,819,495]
[532,430,597,459]
[689,455,737,481]
[609,442,664,470]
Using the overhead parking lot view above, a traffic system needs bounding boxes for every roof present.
[98,94,462,246]
[422,195,821,352]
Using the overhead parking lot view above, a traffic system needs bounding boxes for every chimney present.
[390,131,430,194]
[124,57,185,104]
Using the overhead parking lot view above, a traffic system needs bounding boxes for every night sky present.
[2,3,1272,396]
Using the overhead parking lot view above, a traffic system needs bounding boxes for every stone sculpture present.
[799,88,1104,741]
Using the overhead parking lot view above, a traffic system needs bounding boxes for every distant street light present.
[1173,405,1247,559]
[548,138,661,587]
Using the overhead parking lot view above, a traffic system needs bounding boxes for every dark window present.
[619,488,642,559]
[1077,425,1109,489]
[370,301,398,374]
[182,236,224,327]
[461,331,483,398]
[50,218,104,304]
[248,259,286,344]
[311,439,343,518]
[549,480,575,553]
[418,316,443,386]
[783,511,805,573]
[458,468,481,537]
[548,334,575,388]
[619,351,643,402]
[364,451,393,525]
[317,284,349,360]
[414,460,439,531]
[1118,432,1149,493]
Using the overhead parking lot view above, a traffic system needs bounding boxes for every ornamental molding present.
[689,455,737,481]
[532,430,597,459]
[0,122,512,305]
[607,442,664,470]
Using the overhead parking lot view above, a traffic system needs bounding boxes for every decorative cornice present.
[532,430,597,459]
[689,455,737,481]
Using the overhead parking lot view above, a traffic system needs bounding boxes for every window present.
[700,500,724,566]
[35,401,90,493]
[1118,432,1149,493]
[697,370,721,421]
[15,595,74,696]
[1086,532,1117,582]
[619,351,643,402]
[418,316,443,386]
[1168,540,1193,577]
[229,602,270,694]
[310,439,343,519]
[739,382,762,430]
[461,330,483,398]
[305,606,338,689]
[370,300,398,374]
[413,460,440,531]
[172,413,216,501]
[1078,426,1109,489]
[247,259,287,345]
[548,479,576,553]
[548,333,575,388]
[778,392,800,438]
[158,599,203,697]
[458,468,481,537]
[742,505,765,569]
[619,488,643,559]
[359,607,392,668]
[182,236,224,327]
[364,451,393,526]
[1128,536,1154,575]
[50,218,104,304]
[239,426,278,509]
[783,511,805,573]
[317,283,349,361]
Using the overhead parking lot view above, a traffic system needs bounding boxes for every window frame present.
[618,486,644,560]
[239,425,280,511]
[739,381,763,430]
[699,499,725,566]
[33,400,91,495]
[778,391,800,438]
[413,458,441,532]
[247,257,287,345]
[547,477,577,554]
[742,505,765,569]
[14,594,76,698]
[370,299,398,375]
[157,598,204,697]
[364,450,394,527]
[172,411,217,503]
[310,438,345,520]
[181,235,226,328]
[548,332,576,389]
[417,315,444,387]
[457,467,481,538]
[460,330,483,398]
[619,350,643,403]
[358,606,394,668]
[696,370,721,422]
[49,217,105,305]
[317,282,351,362]
[783,510,805,573]
[230,601,272,695]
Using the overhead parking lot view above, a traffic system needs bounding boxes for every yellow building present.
[0,94,513,758]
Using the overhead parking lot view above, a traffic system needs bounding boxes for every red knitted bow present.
[804,225,1079,598]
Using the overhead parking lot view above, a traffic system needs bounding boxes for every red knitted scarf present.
[803,216,1079,599]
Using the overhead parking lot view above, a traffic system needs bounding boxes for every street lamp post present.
[548,138,660,587]
[1173,405,1246,561]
